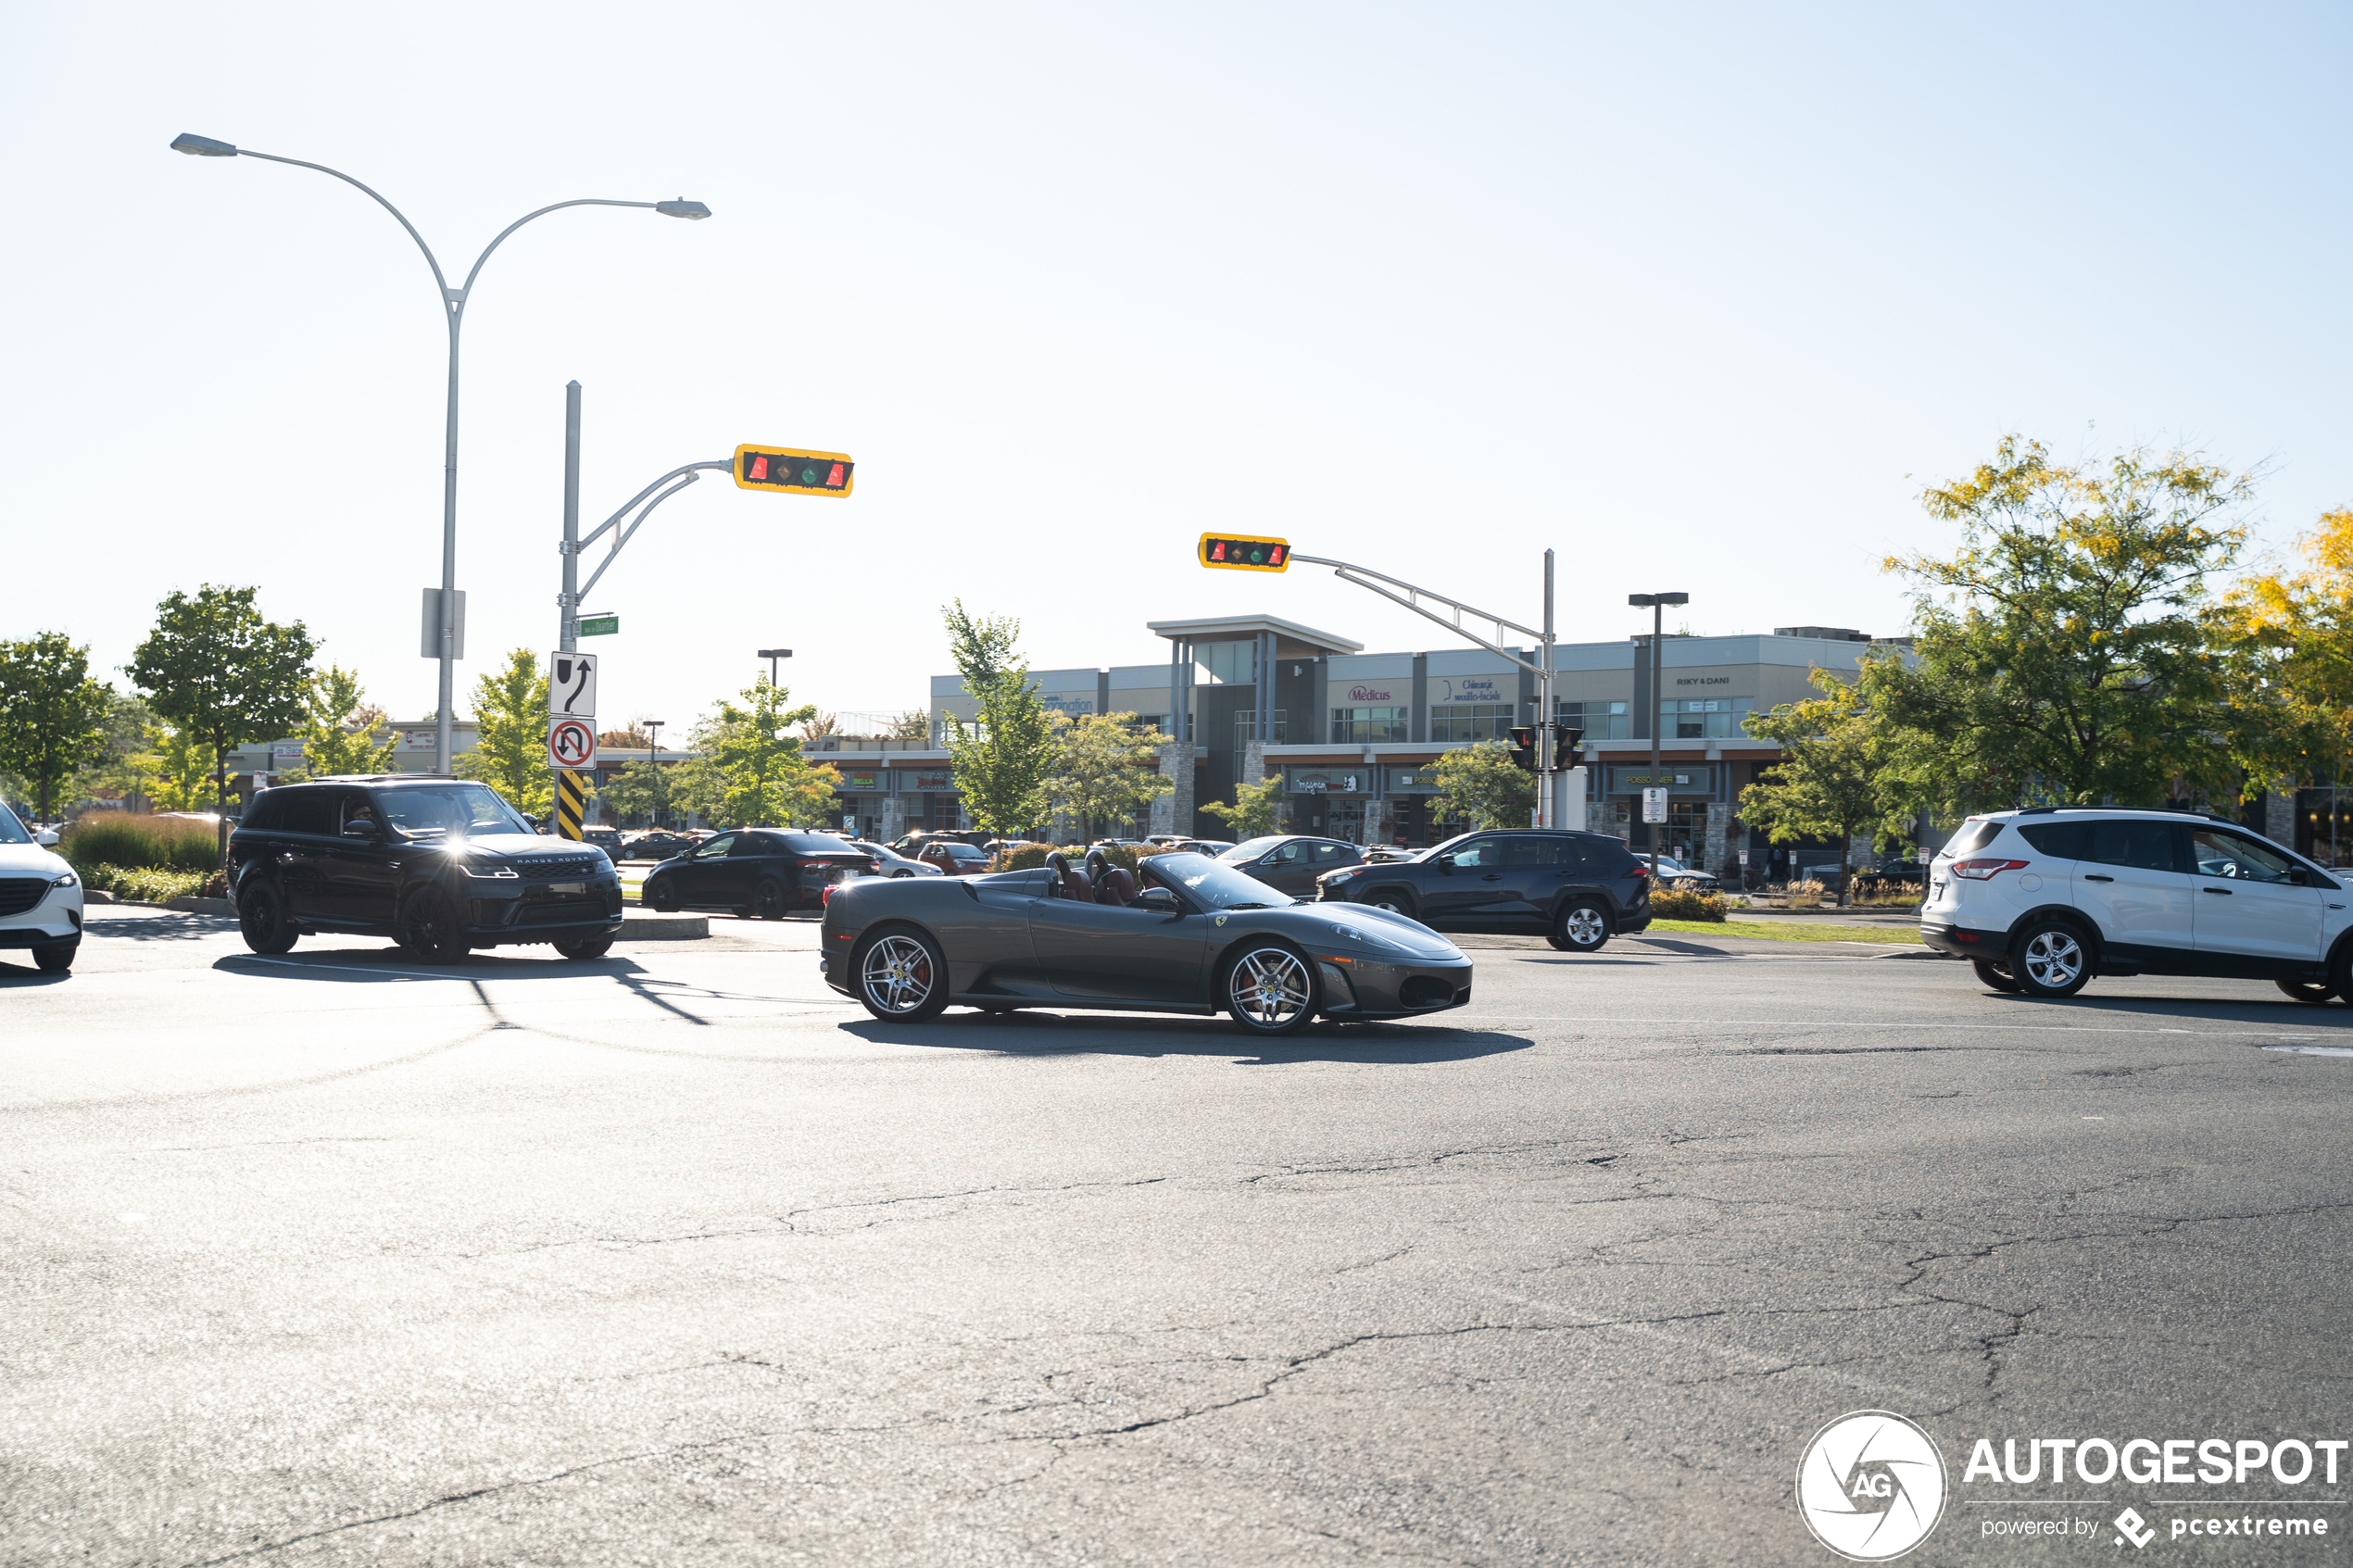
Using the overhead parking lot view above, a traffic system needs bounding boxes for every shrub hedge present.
[79,863,212,904]
[1649,888,1727,922]
[61,814,220,874]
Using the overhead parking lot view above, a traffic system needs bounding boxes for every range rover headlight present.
[460,863,520,880]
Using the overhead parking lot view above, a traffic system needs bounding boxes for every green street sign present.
[577,615,619,637]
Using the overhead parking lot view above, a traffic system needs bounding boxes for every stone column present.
[1705,803,1730,878]
[879,794,904,843]
[2269,780,2296,847]
[1151,743,1196,836]
[1363,797,1385,844]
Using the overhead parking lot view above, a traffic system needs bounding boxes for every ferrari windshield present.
[373,784,535,840]
[1143,851,1296,909]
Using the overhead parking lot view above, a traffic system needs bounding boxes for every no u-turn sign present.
[547,718,597,771]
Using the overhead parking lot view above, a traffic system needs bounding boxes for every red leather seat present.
[1098,867,1137,906]
[1061,866,1094,902]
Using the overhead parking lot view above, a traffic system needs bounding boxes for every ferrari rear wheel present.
[1224,943,1317,1036]
[856,928,949,1022]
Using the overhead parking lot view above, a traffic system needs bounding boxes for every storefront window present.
[1330,706,1408,743]
[1197,642,1256,684]
[1429,703,1513,742]
[2298,788,2353,868]
[1663,697,1752,739]
[1557,699,1629,740]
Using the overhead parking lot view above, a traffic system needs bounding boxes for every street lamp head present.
[170,132,238,157]
[655,199,711,220]
[757,648,792,659]
[1628,592,1690,607]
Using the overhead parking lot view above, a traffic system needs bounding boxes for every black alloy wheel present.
[553,934,615,960]
[397,887,469,964]
[855,928,950,1022]
[237,879,298,955]
[1972,959,2022,993]
[752,877,787,921]
[31,940,77,974]
[2277,979,2336,1005]
[1223,942,1318,1036]
[2009,919,2092,998]
[1549,900,1611,954]
[644,878,681,913]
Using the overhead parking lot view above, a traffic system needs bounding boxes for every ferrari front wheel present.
[1224,942,1318,1036]
[855,928,949,1022]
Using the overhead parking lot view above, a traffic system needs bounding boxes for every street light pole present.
[643,720,666,829]
[759,648,793,688]
[169,133,711,775]
[1628,591,1689,883]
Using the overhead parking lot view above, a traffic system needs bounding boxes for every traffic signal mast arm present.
[565,459,729,613]
[1288,553,1548,677]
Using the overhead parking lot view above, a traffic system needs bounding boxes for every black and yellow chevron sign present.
[554,770,589,841]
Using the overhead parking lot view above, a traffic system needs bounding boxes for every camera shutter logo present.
[1795,1411,1945,1561]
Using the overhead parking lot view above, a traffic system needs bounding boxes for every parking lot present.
[7,909,2353,1564]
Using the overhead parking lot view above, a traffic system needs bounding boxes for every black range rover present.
[229,776,623,962]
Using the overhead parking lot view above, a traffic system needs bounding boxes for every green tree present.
[1422,740,1534,831]
[1740,670,1917,906]
[1864,437,2251,817]
[454,649,560,818]
[938,601,1054,836]
[285,665,396,781]
[1045,712,1174,838]
[74,692,161,809]
[0,633,115,819]
[1202,772,1288,839]
[2210,507,2353,789]
[149,723,220,812]
[598,759,674,826]
[887,709,932,740]
[129,585,317,863]
[705,676,821,826]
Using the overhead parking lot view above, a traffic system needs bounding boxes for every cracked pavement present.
[5,908,2352,1563]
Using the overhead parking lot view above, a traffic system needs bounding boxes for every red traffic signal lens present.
[749,455,769,481]
[1211,541,1227,560]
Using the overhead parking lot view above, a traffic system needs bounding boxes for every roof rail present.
[2013,803,2241,824]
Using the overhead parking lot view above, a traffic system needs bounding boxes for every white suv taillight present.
[1949,858,2030,881]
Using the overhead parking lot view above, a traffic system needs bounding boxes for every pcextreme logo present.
[1796,1411,1948,1562]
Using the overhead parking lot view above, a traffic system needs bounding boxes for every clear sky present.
[6,3,2348,732]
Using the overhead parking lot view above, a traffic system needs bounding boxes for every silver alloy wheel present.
[1369,897,1404,913]
[2021,928,2083,989]
[861,935,935,1014]
[1229,946,1311,1029]
[1560,906,1607,947]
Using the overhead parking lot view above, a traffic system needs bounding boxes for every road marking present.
[2265,1045,2353,1058]
[225,957,434,982]
[1496,1017,2340,1039]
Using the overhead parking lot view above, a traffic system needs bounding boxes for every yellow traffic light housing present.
[1199,533,1290,571]
[735,445,855,496]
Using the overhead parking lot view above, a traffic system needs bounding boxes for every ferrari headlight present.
[1328,921,1407,953]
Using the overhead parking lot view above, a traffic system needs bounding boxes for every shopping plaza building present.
[811,612,1922,879]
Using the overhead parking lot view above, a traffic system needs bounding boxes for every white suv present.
[0,801,84,973]
[1920,807,2347,1000]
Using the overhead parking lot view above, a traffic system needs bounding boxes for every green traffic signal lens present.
[1249,546,1265,563]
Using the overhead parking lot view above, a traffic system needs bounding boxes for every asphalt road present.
[6,909,2352,1566]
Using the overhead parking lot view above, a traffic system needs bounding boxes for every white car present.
[0,801,84,973]
[1921,806,2346,1000]
[846,839,944,878]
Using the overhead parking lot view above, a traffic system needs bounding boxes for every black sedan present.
[820,849,1472,1035]
[1316,829,1651,953]
[1213,834,1366,897]
[618,830,701,861]
[641,829,870,918]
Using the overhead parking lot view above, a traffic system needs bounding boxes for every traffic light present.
[1553,726,1583,769]
[1508,725,1538,771]
[734,445,855,496]
[1199,533,1290,572]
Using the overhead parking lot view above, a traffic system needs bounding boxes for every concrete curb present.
[620,910,709,940]
[164,897,237,915]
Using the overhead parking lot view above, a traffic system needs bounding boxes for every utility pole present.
[1539,548,1555,829]
[644,719,666,829]
[559,382,583,655]
[1628,591,1689,882]
[759,648,792,687]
